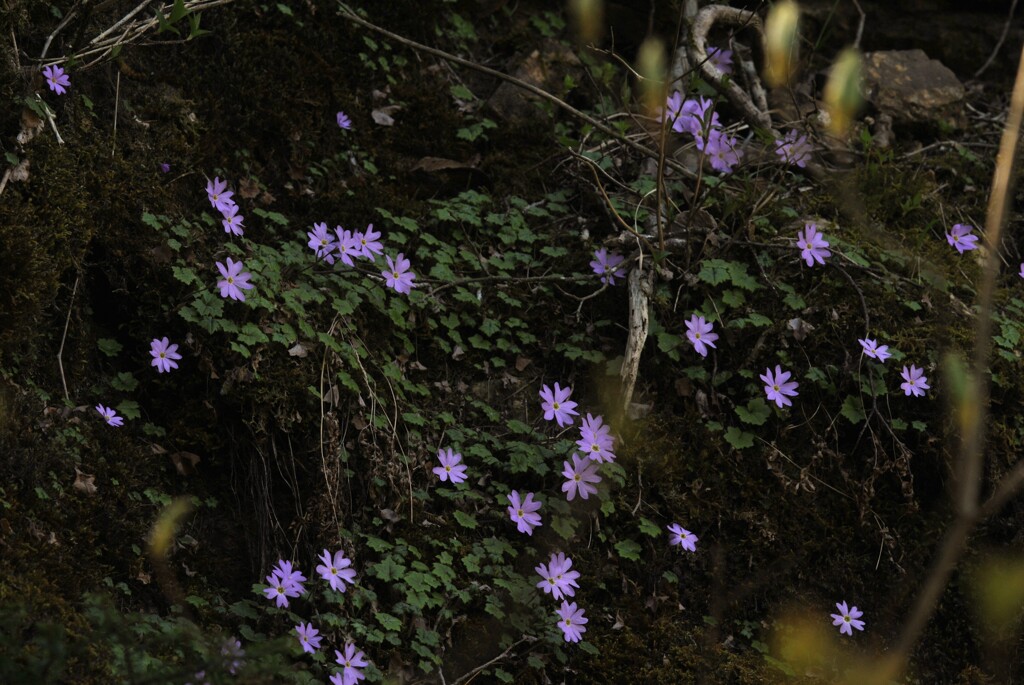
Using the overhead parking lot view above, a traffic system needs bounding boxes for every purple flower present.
[775,129,813,168]
[272,559,307,589]
[946,223,979,253]
[221,204,245,236]
[900,364,930,397]
[159,163,171,173]
[262,561,305,608]
[555,601,588,643]
[295,622,322,654]
[576,413,616,462]
[535,552,581,601]
[590,248,626,286]
[95,404,124,427]
[685,314,718,357]
[334,227,360,267]
[356,223,384,260]
[507,490,542,535]
[382,253,416,294]
[1019,262,1024,279]
[796,222,831,267]
[539,382,579,427]
[677,96,721,139]
[663,91,686,127]
[149,337,182,373]
[185,671,207,685]
[334,643,368,685]
[707,46,733,74]
[337,111,352,130]
[307,222,337,264]
[831,601,865,636]
[433,447,467,484]
[667,523,698,552]
[561,453,602,501]
[316,549,357,592]
[205,177,236,213]
[42,65,70,95]
[216,257,254,302]
[221,638,245,675]
[700,128,743,174]
[761,365,799,408]
[858,338,891,362]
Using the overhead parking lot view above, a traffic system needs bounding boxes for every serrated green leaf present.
[840,395,865,424]
[453,511,477,529]
[724,426,755,449]
[735,398,770,426]
[638,517,661,538]
[97,338,123,357]
[375,612,402,632]
[615,539,642,561]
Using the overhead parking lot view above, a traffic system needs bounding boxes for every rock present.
[861,49,966,128]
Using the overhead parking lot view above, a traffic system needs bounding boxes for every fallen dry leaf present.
[73,467,97,495]
[169,451,200,476]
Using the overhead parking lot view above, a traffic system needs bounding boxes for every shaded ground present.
[1,1,1023,683]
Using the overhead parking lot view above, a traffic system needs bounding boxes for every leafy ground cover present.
[1,1,1023,683]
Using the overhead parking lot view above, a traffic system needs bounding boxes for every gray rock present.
[862,49,966,128]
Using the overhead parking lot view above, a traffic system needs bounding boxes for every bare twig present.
[850,0,866,49]
[40,0,83,60]
[335,3,698,180]
[111,70,120,156]
[973,0,1019,79]
[57,276,80,403]
[449,637,533,685]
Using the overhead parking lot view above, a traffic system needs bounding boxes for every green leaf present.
[116,400,141,420]
[168,0,189,22]
[453,511,477,529]
[698,259,731,286]
[724,426,755,449]
[722,289,745,307]
[840,395,865,424]
[614,539,642,561]
[375,612,402,632]
[735,398,770,426]
[111,372,139,392]
[551,514,579,541]
[449,84,474,100]
[369,556,403,582]
[97,338,123,357]
[638,517,662,538]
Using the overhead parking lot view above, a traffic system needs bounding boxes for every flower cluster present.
[664,92,742,173]
[207,177,245,236]
[577,413,616,462]
[259,554,370,680]
[305,221,414,294]
[775,129,813,168]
